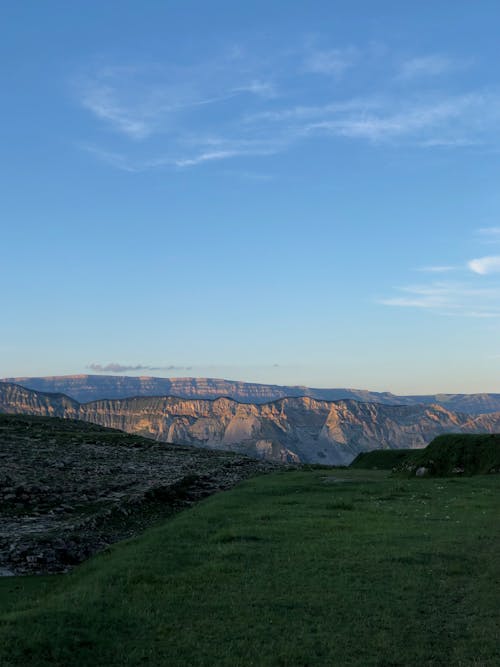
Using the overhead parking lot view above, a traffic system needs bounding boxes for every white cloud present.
[468,255,500,275]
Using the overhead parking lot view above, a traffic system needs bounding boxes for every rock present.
[415,467,429,477]
[3,381,500,465]
[0,414,280,575]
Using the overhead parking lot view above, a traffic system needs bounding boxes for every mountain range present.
[3,375,500,414]
[1,381,499,464]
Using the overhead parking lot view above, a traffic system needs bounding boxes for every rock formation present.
[1,382,499,464]
[3,374,500,414]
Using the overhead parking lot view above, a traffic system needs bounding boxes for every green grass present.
[1,468,499,666]
[349,449,413,469]
[398,434,500,476]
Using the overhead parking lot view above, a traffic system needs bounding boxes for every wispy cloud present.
[397,55,454,80]
[298,94,485,143]
[174,150,240,168]
[477,227,500,244]
[245,91,500,146]
[303,47,358,76]
[382,239,500,317]
[244,98,382,124]
[74,58,269,141]
[173,137,282,167]
[87,363,193,373]
[233,80,276,97]
[417,265,457,273]
[79,83,154,139]
[74,44,500,171]
[380,281,500,318]
[468,255,500,275]
[419,137,479,148]
[79,144,143,172]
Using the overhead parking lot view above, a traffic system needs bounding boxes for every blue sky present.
[2,1,500,393]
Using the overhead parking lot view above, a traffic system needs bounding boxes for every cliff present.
[1,382,499,464]
[3,375,500,414]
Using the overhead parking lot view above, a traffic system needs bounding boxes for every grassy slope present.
[0,469,499,667]
[403,433,500,476]
[349,449,413,469]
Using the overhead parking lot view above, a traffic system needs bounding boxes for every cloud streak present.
[303,47,358,76]
[417,265,457,273]
[478,227,500,244]
[380,281,500,318]
[381,238,500,317]
[87,363,193,373]
[74,45,500,171]
[397,55,454,80]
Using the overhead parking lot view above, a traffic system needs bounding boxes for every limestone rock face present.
[0,383,79,419]
[3,375,500,414]
[2,382,500,464]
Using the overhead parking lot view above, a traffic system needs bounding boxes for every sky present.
[2,0,500,393]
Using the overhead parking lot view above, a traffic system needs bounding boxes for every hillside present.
[3,375,500,413]
[349,449,413,470]
[397,433,500,476]
[2,382,500,464]
[0,414,275,575]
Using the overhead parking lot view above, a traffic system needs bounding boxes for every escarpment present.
[2,383,500,464]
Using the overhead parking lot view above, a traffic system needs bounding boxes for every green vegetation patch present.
[349,448,413,470]
[1,468,499,666]
[397,433,500,476]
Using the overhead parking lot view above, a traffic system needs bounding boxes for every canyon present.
[1,381,500,464]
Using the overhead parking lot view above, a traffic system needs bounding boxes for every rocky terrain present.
[2,382,500,464]
[4,374,500,414]
[0,414,278,575]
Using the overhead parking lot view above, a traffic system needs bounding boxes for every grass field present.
[1,468,499,667]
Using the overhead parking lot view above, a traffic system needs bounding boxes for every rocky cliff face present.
[3,375,500,414]
[0,383,79,418]
[2,382,500,464]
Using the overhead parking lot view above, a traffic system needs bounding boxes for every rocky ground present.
[0,414,280,575]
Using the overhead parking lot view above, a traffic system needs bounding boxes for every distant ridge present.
[2,375,500,414]
[1,381,500,465]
